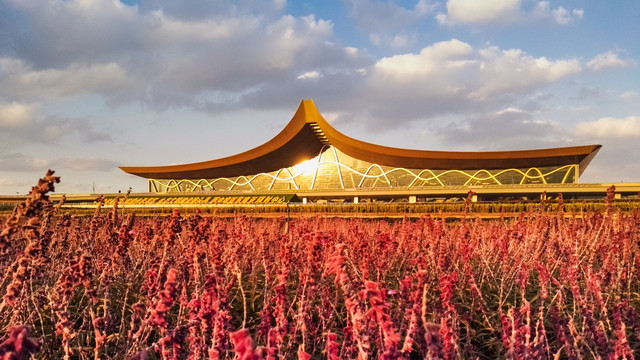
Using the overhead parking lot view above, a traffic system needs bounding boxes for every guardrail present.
[3,182,640,206]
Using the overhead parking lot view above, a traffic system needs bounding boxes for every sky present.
[0,0,639,194]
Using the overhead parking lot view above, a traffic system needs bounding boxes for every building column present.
[409,195,416,203]
[302,197,308,204]
[353,196,359,204]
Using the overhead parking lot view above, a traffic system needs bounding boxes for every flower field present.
[1,172,639,359]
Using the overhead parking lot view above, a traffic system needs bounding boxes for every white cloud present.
[576,116,640,138]
[0,112,112,151]
[273,0,286,11]
[586,51,633,71]
[619,91,638,102]
[322,112,341,123]
[0,152,52,172]
[439,0,521,25]
[0,0,636,191]
[496,107,523,115]
[469,47,581,100]
[355,40,583,124]
[439,0,584,26]
[0,59,130,100]
[0,2,366,110]
[261,15,334,71]
[0,0,592,127]
[436,106,567,150]
[144,10,261,43]
[415,0,436,15]
[390,34,410,48]
[3,0,140,68]
[297,71,322,80]
[0,102,34,128]
[374,39,473,77]
[551,5,583,25]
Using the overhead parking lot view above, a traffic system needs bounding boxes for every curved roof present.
[120,99,601,179]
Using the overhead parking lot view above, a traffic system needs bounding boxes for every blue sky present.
[1,0,639,194]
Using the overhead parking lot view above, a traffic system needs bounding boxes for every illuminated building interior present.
[146,146,579,192]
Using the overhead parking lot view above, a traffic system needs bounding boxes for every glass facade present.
[148,146,578,192]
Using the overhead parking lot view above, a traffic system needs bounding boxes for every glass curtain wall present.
[148,146,578,192]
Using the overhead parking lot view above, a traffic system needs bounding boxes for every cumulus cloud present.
[586,51,633,71]
[572,116,640,182]
[532,2,584,25]
[1,0,140,68]
[0,0,586,124]
[0,0,593,133]
[154,12,364,109]
[0,0,635,191]
[551,7,583,25]
[0,152,52,172]
[40,116,113,143]
[576,134,640,183]
[438,0,583,26]
[0,59,130,101]
[0,112,112,152]
[438,0,520,25]
[354,39,476,121]
[436,107,567,150]
[576,116,640,139]
[0,102,34,128]
[0,1,366,110]
[469,47,581,100]
[374,39,473,77]
[360,40,581,122]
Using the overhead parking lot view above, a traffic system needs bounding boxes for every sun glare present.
[292,158,318,174]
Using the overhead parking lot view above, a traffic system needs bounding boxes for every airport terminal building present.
[120,100,617,202]
[121,100,600,191]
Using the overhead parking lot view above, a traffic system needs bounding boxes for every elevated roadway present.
[3,183,639,208]
[291,183,640,202]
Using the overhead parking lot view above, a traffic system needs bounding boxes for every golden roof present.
[120,99,601,179]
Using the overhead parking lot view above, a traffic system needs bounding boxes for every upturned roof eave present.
[120,99,602,179]
[120,100,323,179]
